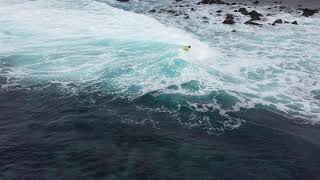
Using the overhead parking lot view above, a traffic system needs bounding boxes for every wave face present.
[0,0,320,134]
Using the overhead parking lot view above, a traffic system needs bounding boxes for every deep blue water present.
[1,85,320,179]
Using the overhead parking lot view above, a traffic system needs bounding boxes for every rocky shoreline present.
[116,0,319,27]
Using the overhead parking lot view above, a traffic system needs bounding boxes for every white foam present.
[0,0,217,86]
[147,2,320,121]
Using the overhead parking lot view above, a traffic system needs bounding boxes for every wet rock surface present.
[244,20,263,26]
[272,18,283,25]
[223,14,235,24]
[198,0,227,5]
[142,0,318,28]
[301,8,319,17]
[248,10,263,20]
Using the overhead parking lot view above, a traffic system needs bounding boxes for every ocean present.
[0,0,320,179]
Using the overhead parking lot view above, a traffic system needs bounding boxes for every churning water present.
[1,0,319,126]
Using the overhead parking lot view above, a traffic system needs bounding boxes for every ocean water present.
[0,0,320,179]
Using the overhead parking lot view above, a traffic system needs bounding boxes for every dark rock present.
[217,14,222,16]
[158,9,166,13]
[203,20,209,23]
[198,0,226,5]
[238,8,263,20]
[253,0,259,4]
[184,15,190,19]
[279,6,286,9]
[149,9,156,13]
[117,0,129,2]
[167,9,177,14]
[301,8,318,17]
[272,19,282,25]
[216,10,222,13]
[225,3,231,5]
[292,21,298,25]
[226,14,234,18]
[231,2,237,5]
[244,20,263,26]
[223,14,235,24]
[284,21,289,23]
[191,7,195,11]
[202,16,208,19]
[223,19,234,24]
[231,29,237,32]
[238,7,249,15]
[176,0,182,2]
[248,10,263,20]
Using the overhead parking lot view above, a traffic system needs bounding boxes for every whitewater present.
[0,0,320,130]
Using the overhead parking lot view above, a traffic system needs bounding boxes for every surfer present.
[182,44,191,51]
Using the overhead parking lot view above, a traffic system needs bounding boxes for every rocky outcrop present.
[272,19,283,25]
[244,20,262,26]
[301,8,318,17]
[197,0,226,5]
[238,7,249,15]
[223,14,235,24]
[146,0,304,28]
[237,8,263,21]
[248,10,263,20]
